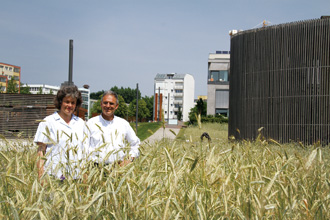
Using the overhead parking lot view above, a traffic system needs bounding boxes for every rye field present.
[1,123,330,219]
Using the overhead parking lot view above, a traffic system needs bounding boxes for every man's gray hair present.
[101,90,119,105]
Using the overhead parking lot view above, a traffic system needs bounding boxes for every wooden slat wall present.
[0,94,56,138]
[229,18,330,145]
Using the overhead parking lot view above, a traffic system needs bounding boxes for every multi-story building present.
[207,51,230,116]
[27,84,59,94]
[23,84,90,119]
[0,62,21,93]
[79,88,90,111]
[154,73,195,122]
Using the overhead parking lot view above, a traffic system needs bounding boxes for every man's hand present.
[36,142,47,181]
[119,157,134,167]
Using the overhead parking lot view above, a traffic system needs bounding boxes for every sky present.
[0,0,329,98]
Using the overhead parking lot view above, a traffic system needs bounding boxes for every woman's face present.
[60,96,77,117]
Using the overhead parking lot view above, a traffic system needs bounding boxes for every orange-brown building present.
[0,62,21,93]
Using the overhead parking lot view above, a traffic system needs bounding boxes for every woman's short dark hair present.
[54,85,82,110]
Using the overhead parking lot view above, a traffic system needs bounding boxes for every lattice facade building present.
[229,17,330,145]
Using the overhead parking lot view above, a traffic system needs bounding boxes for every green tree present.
[20,83,31,94]
[142,95,154,120]
[91,87,145,105]
[90,99,102,115]
[137,99,150,120]
[90,94,129,119]
[177,106,182,121]
[90,92,103,117]
[128,99,150,121]
[188,99,207,124]
[7,78,19,93]
[89,88,153,121]
[111,86,141,104]
[188,106,198,123]
[115,95,128,119]
[196,98,207,115]
[128,101,136,118]
[37,87,43,94]
[90,90,105,99]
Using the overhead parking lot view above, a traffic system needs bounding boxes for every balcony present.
[174,93,183,97]
[173,100,182,104]
[174,85,183,89]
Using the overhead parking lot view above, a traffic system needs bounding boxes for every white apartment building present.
[207,51,230,116]
[23,84,90,119]
[154,73,195,122]
[27,84,59,94]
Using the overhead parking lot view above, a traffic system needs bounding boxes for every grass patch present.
[176,122,228,143]
[131,122,162,141]
[1,123,330,219]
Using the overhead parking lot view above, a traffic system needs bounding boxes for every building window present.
[215,109,228,117]
[209,70,228,82]
[215,90,229,109]
[14,68,20,73]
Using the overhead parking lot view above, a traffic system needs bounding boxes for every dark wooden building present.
[229,17,330,145]
[0,94,56,138]
[0,93,87,138]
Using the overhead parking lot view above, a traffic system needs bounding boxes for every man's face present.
[101,94,118,120]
